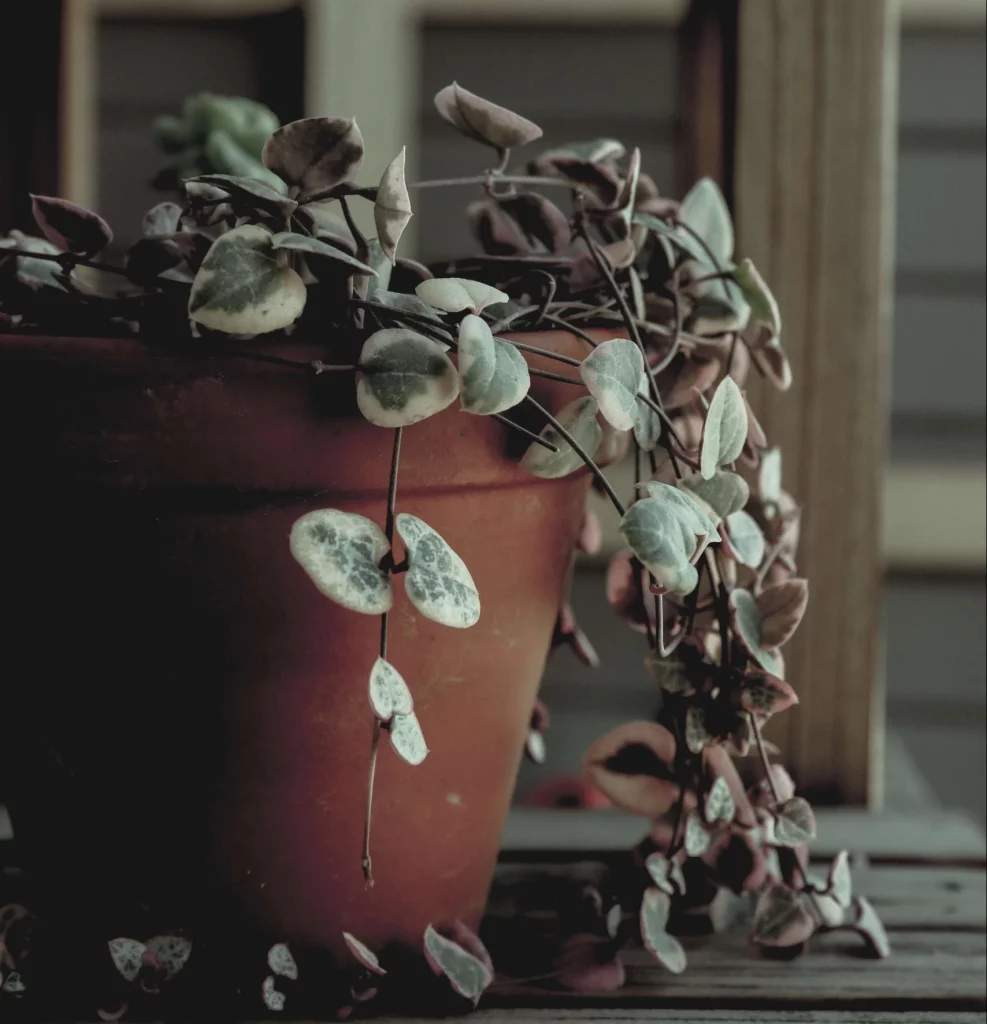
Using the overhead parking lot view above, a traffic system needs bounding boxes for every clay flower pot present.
[0,329,605,976]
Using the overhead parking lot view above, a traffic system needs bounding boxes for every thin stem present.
[409,173,585,195]
[1,247,130,279]
[487,304,539,335]
[339,195,369,256]
[363,427,402,888]
[754,517,798,593]
[349,299,454,343]
[750,712,782,803]
[492,413,559,452]
[528,367,582,385]
[524,395,626,517]
[501,337,582,366]
[540,314,600,349]
[312,361,358,374]
[653,277,684,375]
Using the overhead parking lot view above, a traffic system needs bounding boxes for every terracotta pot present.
[0,330,602,975]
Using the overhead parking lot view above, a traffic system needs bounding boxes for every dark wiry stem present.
[540,314,600,349]
[363,426,402,887]
[524,395,626,516]
[492,414,560,452]
[501,338,582,366]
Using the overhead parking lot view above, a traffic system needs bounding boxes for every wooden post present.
[734,0,900,805]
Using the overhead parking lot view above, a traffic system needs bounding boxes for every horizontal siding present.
[899,31,987,129]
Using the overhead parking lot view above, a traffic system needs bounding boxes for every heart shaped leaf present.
[499,193,571,253]
[375,147,413,262]
[759,447,783,502]
[519,396,602,479]
[357,329,459,428]
[267,942,299,980]
[634,212,710,264]
[827,850,853,910]
[434,82,542,150]
[752,885,816,948]
[582,721,682,817]
[368,658,414,721]
[423,923,494,1005]
[639,481,721,551]
[684,811,711,857]
[640,889,686,974]
[270,231,376,275]
[705,776,736,824]
[644,650,694,695]
[773,797,816,847]
[633,378,662,452]
[143,201,183,237]
[457,314,530,415]
[396,513,480,628]
[645,853,686,897]
[343,932,386,975]
[620,498,698,597]
[1,971,25,995]
[262,116,364,196]
[108,938,146,983]
[853,896,891,958]
[145,936,192,979]
[757,579,809,648]
[724,510,766,568]
[678,177,733,264]
[31,194,113,256]
[389,710,429,765]
[701,377,748,479]
[729,589,784,676]
[752,336,793,392]
[416,276,509,314]
[262,975,286,1012]
[740,670,799,716]
[732,258,781,337]
[188,224,306,334]
[678,471,750,522]
[290,509,393,615]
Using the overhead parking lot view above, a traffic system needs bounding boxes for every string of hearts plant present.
[0,83,889,1012]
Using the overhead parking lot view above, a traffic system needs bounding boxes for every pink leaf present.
[756,579,809,648]
[433,82,542,150]
[577,508,603,556]
[752,885,816,948]
[740,670,799,716]
[31,194,113,256]
[582,721,687,818]
[639,889,687,974]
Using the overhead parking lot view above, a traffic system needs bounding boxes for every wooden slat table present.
[388,808,987,1023]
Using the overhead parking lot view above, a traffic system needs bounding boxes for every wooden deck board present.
[373,1015,986,1023]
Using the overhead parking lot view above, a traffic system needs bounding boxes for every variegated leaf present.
[342,932,386,975]
[368,658,414,721]
[145,936,192,979]
[752,885,815,948]
[645,853,687,897]
[108,938,145,983]
[457,314,530,415]
[519,396,603,479]
[262,116,364,196]
[423,923,494,1004]
[267,943,299,980]
[416,276,508,314]
[724,510,765,568]
[678,471,750,522]
[700,377,748,479]
[684,812,711,857]
[579,338,645,432]
[434,82,542,150]
[639,889,686,974]
[705,776,735,824]
[374,147,413,262]
[357,329,459,428]
[289,509,393,615]
[188,224,306,334]
[773,797,816,847]
[729,589,784,676]
[390,710,429,765]
[759,447,783,503]
[396,513,480,628]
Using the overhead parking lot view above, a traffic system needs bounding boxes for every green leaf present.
[684,812,711,857]
[759,447,783,503]
[773,797,816,847]
[827,850,853,910]
[705,776,735,824]
[633,377,662,451]
[143,201,183,237]
[519,396,603,479]
[262,116,364,196]
[30,194,113,256]
[645,853,687,897]
[679,177,733,264]
[853,897,891,958]
[619,499,698,597]
[270,231,377,275]
[457,314,530,415]
[416,276,509,314]
[633,212,710,265]
[188,224,306,335]
[0,231,68,291]
[342,933,386,976]
[678,471,750,522]
[434,82,543,150]
[185,173,297,217]
[374,147,413,262]
[729,589,784,676]
[368,658,414,721]
[204,129,286,191]
[390,711,429,765]
[289,509,393,615]
[638,481,721,555]
[732,257,781,337]
[685,705,712,754]
[640,889,687,974]
[700,377,748,479]
[357,329,459,428]
[724,510,766,568]
[396,513,480,629]
[752,885,815,947]
[579,337,645,431]
[424,924,494,1004]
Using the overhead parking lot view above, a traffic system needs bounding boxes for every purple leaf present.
[740,670,799,716]
[262,117,365,196]
[433,82,542,150]
[342,932,386,975]
[752,884,816,948]
[184,173,297,217]
[31,194,113,256]
[499,193,571,254]
[756,579,810,648]
[467,200,528,256]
